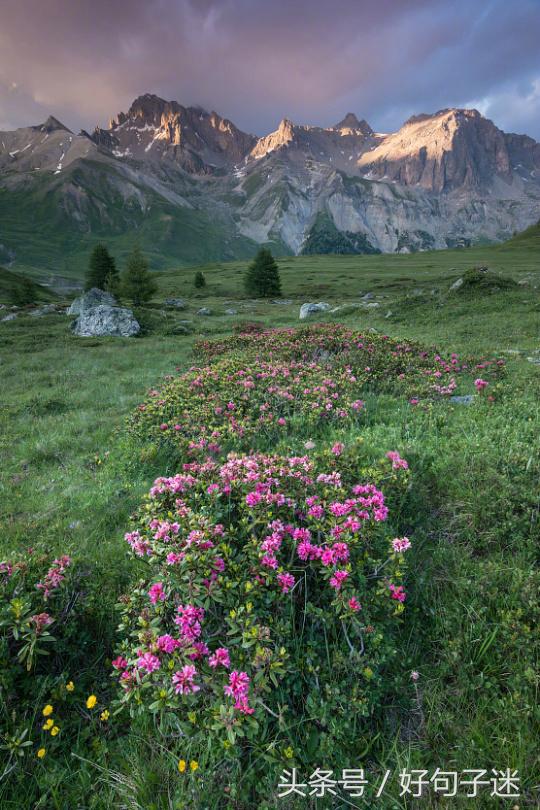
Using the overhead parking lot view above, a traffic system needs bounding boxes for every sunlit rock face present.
[1,95,539,265]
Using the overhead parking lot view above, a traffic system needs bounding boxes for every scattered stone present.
[29,304,57,317]
[362,302,380,309]
[68,287,117,316]
[197,307,212,316]
[171,324,191,335]
[71,305,140,337]
[69,521,81,530]
[0,304,5,310]
[450,395,475,405]
[1,312,18,322]
[449,277,464,291]
[526,356,540,365]
[224,308,238,315]
[164,298,187,309]
[361,292,374,301]
[271,299,292,305]
[299,302,331,319]
[329,304,362,314]
[385,310,393,319]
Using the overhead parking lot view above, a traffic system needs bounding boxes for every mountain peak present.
[333,113,373,136]
[38,115,71,134]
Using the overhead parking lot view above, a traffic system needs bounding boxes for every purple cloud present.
[0,0,539,137]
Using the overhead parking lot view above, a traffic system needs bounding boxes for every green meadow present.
[0,227,539,808]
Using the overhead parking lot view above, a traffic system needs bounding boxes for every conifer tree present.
[85,244,118,291]
[244,248,282,298]
[194,270,206,289]
[121,247,157,306]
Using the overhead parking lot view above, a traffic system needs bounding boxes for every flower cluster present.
[128,326,505,457]
[113,447,411,738]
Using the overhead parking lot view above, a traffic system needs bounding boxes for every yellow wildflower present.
[37,748,46,759]
[42,719,54,731]
[100,710,110,721]
[42,704,53,717]
[50,726,60,737]
[66,681,75,692]
[178,759,187,773]
[283,747,294,759]
[190,760,199,772]
[86,695,97,709]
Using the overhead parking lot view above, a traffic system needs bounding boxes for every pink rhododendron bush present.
[128,325,505,459]
[0,550,74,690]
[128,357,367,457]
[113,443,411,768]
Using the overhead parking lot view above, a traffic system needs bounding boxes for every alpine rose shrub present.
[128,326,505,457]
[114,448,411,760]
[128,357,367,458]
[0,549,73,680]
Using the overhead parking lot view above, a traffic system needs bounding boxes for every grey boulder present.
[68,288,117,316]
[164,298,186,309]
[450,394,475,405]
[29,304,57,317]
[72,305,140,337]
[197,307,212,316]
[299,302,331,320]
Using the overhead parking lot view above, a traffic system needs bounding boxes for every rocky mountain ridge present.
[1,94,539,274]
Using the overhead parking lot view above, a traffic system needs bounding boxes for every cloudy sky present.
[1,0,539,138]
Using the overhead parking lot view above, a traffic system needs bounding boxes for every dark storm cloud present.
[0,0,539,138]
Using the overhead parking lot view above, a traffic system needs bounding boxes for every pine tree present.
[194,270,206,289]
[244,248,282,298]
[121,247,157,306]
[85,244,118,291]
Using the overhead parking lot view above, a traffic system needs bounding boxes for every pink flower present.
[277,572,295,593]
[159,423,169,431]
[261,554,278,569]
[411,670,420,681]
[474,378,488,392]
[224,670,250,699]
[351,400,364,411]
[175,604,205,642]
[148,582,166,604]
[320,548,335,566]
[156,634,179,653]
[392,537,412,553]
[331,442,344,456]
[246,491,262,507]
[329,570,349,590]
[348,597,362,612]
[137,652,161,673]
[172,664,200,694]
[29,612,53,633]
[389,583,406,602]
[386,450,409,470]
[234,697,255,715]
[189,641,210,660]
[208,647,231,668]
[112,656,128,670]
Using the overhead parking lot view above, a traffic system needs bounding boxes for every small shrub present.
[113,446,411,788]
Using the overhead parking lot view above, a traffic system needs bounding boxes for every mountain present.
[0,94,539,278]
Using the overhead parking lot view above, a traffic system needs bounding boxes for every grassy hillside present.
[0,266,58,304]
[0,248,539,807]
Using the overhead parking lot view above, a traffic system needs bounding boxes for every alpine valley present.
[1,93,539,279]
